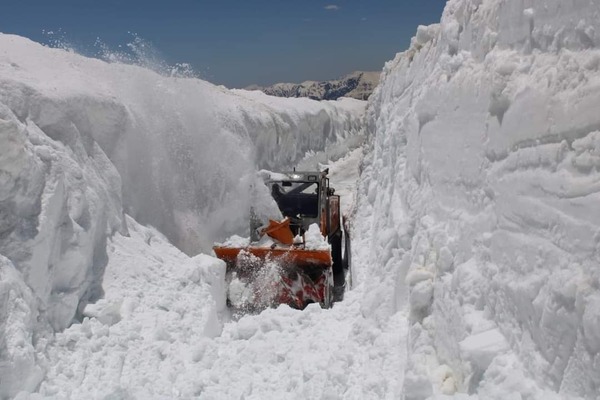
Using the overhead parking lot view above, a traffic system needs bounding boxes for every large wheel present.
[330,231,344,283]
[342,226,352,290]
[342,227,351,271]
[329,230,345,303]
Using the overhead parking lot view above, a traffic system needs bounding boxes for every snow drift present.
[39,216,228,398]
[354,0,600,398]
[0,33,364,397]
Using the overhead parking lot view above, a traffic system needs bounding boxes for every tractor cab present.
[266,170,335,237]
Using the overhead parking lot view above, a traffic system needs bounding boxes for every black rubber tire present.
[342,228,351,271]
[330,230,344,288]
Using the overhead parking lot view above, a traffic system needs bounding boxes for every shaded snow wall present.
[0,92,126,398]
[354,0,600,398]
[0,34,364,397]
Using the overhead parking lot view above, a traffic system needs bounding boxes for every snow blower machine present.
[213,169,350,311]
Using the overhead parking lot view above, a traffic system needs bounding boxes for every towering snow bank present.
[0,34,365,255]
[355,0,600,398]
[0,99,126,320]
[0,77,126,397]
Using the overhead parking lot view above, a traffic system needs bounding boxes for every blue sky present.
[0,1,447,88]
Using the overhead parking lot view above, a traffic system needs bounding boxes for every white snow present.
[354,0,600,398]
[227,272,255,309]
[3,0,600,398]
[304,223,330,250]
[0,256,44,398]
[216,222,330,252]
[37,216,226,398]
[459,329,509,372]
[0,32,365,397]
[319,147,364,217]
[217,234,251,248]
[22,213,409,399]
[0,33,365,256]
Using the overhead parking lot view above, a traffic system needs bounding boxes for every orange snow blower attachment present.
[212,245,332,269]
[213,169,348,310]
[261,218,294,245]
[213,243,333,310]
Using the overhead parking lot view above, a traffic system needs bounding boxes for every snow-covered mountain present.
[354,0,600,398]
[247,71,380,100]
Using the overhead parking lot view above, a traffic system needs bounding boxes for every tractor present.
[213,168,350,310]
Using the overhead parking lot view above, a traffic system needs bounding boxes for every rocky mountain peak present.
[247,71,380,101]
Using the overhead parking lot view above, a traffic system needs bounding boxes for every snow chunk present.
[304,223,330,250]
[403,370,433,400]
[410,280,434,315]
[414,24,440,46]
[433,364,458,395]
[228,272,255,309]
[82,299,122,326]
[436,247,454,273]
[406,268,434,286]
[218,235,251,248]
[523,8,535,19]
[459,328,509,371]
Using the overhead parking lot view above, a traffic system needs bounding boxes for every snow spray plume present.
[42,29,76,52]
[39,34,260,254]
[227,252,285,312]
[93,34,199,79]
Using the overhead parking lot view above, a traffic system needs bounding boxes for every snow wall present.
[0,34,364,396]
[354,0,600,398]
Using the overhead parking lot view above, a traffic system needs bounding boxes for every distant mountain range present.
[246,71,380,101]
